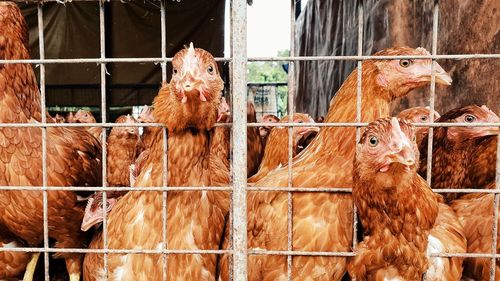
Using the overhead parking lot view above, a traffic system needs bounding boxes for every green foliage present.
[248,50,290,116]
[247,49,290,83]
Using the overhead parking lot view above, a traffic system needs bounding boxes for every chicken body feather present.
[248,113,318,184]
[0,2,101,279]
[219,46,452,280]
[451,188,500,280]
[83,46,230,280]
[349,117,439,280]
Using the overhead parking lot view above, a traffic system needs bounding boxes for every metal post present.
[37,3,50,281]
[425,2,439,187]
[286,0,296,279]
[353,0,364,250]
[98,1,109,279]
[160,2,169,280]
[231,0,248,279]
[492,133,500,280]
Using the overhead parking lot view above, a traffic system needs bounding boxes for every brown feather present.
[248,113,318,184]
[0,3,101,278]
[451,185,499,280]
[220,46,452,280]
[83,47,230,280]
[247,102,263,177]
[418,105,499,201]
[349,118,439,280]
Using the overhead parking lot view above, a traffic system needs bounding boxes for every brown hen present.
[0,3,101,280]
[83,44,230,280]
[219,46,452,280]
[248,113,319,183]
[74,110,102,142]
[247,101,264,177]
[397,106,441,147]
[451,184,499,280]
[418,105,499,201]
[137,105,158,149]
[258,113,280,145]
[80,115,143,232]
[349,117,439,280]
[0,223,30,280]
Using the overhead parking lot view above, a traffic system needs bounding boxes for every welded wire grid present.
[0,0,498,281]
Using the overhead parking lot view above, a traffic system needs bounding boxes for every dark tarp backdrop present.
[294,0,499,118]
[19,0,225,119]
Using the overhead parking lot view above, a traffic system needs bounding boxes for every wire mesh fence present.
[0,0,498,281]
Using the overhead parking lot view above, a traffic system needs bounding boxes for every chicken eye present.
[173,68,178,75]
[297,120,304,123]
[464,114,476,123]
[420,115,428,121]
[399,59,412,68]
[207,65,214,74]
[412,135,416,142]
[368,136,378,146]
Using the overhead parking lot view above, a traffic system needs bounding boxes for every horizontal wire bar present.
[0,186,232,192]
[0,186,500,194]
[248,187,351,192]
[0,247,230,255]
[0,186,497,194]
[0,246,496,259]
[248,54,500,61]
[0,122,228,128]
[248,249,355,257]
[1,54,500,64]
[247,249,500,258]
[247,122,500,128]
[0,57,230,64]
[0,122,497,128]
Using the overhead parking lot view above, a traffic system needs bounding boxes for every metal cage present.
[0,0,499,280]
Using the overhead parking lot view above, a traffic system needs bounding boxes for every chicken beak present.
[297,126,320,135]
[432,62,452,86]
[81,197,102,232]
[380,118,416,172]
[182,73,196,93]
[81,212,103,232]
[387,146,416,167]
[484,126,500,136]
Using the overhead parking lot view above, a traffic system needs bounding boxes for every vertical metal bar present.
[425,2,439,186]
[160,2,169,281]
[37,4,49,281]
[286,0,296,279]
[423,3,440,280]
[353,0,363,250]
[228,1,234,279]
[492,133,500,280]
[98,1,109,279]
[161,128,169,281]
[160,0,167,82]
[231,0,248,279]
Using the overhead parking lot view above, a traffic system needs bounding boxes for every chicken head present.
[137,105,155,123]
[439,104,499,140]
[74,109,97,123]
[153,43,224,132]
[81,192,119,232]
[398,106,441,147]
[171,42,223,103]
[259,114,280,139]
[374,47,452,98]
[356,117,419,185]
[113,114,140,136]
